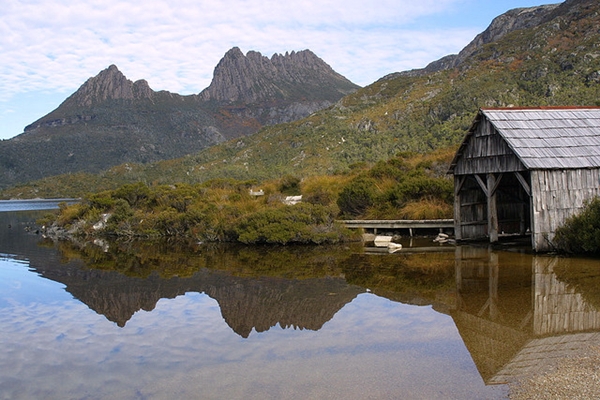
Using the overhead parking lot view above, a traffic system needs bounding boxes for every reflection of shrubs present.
[235,203,351,244]
[554,197,600,254]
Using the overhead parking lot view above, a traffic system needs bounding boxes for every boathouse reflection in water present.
[453,246,600,385]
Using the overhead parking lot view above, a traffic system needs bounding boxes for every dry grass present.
[400,199,453,220]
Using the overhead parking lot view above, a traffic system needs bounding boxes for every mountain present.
[3,0,600,199]
[0,49,359,190]
[403,3,561,76]
[202,48,351,103]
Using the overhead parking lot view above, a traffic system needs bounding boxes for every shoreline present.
[509,346,600,399]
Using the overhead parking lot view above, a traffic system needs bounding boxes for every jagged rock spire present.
[199,47,358,103]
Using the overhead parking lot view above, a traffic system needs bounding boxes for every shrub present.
[399,199,453,219]
[301,175,349,207]
[235,203,350,244]
[554,197,600,254]
[113,182,150,208]
[390,175,453,207]
[278,175,301,195]
[106,199,134,231]
[86,191,115,210]
[369,159,409,180]
[337,177,376,217]
[55,202,87,226]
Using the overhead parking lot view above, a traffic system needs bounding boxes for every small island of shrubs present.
[44,151,455,245]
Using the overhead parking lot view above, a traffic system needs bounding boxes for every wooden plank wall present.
[533,257,600,335]
[453,120,526,175]
[531,168,600,251]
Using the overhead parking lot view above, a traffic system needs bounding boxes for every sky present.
[0,0,558,140]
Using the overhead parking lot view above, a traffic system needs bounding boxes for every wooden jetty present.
[339,219,454,236]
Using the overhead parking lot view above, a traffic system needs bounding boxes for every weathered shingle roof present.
[482,107,600,169]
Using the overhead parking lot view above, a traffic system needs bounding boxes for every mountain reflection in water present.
[2,209,600,399]
[33,251,364,336]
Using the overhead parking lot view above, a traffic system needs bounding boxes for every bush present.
[235,203,350,244]
[337,177,376,217]
[55,202,87,226]
[106,199,134,231]
[113,182,150,207]
[86,191,115,210]
[389,175,453,207]
[399,199,453,219]
[278,175,301,195]
[554,197,600,254]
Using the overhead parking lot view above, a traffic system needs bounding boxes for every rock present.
[395,3,561,78]
[62,65,154,108]
[200,48,358,105]
[92,213,111,231]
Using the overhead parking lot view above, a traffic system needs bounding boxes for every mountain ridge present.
[0,48,359,189]
[200,47,356,104]
[394,3,561,78]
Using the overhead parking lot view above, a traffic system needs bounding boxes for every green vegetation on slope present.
[44,151,454,244]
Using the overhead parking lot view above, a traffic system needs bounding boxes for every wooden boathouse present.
[449,107,600,252]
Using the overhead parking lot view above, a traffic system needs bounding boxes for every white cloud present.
[0,0,552,139]
[0,0,474,99]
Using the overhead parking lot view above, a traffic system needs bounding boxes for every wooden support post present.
[487,173,499,243]
[514,171,531,196]
[454,176,466,241]
[515,171,532,236]
[455,246,462,292]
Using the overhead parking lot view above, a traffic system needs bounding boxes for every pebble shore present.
[509,346,600,399]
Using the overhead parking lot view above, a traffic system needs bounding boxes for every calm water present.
[1,202,600,399]
[0,198,78,212]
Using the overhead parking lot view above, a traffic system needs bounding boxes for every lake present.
[1,201,600,399]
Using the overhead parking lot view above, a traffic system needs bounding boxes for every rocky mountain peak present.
[452,3,561,67]
[62,64,154,108]
[396,3,561,77]
[199,47,359,104]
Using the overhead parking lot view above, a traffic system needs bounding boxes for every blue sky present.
[0,0,558,140]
